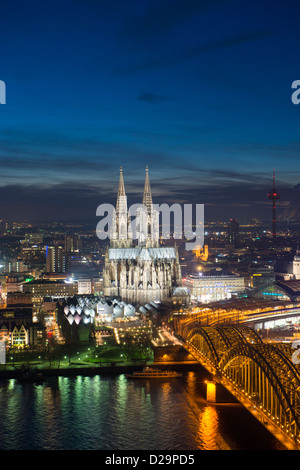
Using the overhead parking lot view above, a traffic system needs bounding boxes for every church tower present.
[111,166,132,248]
[137,166,159,247]
[293,247,300,279]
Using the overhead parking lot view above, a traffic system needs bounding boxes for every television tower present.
[268,170,280,238]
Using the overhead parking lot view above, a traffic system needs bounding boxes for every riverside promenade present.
[0,360,201,380]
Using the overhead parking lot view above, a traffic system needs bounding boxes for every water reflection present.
[196,406,231,450]
[0,373,286,450]
[198,406,219,449]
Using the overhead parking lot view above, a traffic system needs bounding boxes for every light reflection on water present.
[0,372,285,450]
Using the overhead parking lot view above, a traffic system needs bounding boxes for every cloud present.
[121,0,229,44]
[137,93,169,103]
[0,164,296,224]
[116,29,274,74]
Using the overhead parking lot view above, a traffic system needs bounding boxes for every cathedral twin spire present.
[117,165,152,209]
[117,166,126,198]
[143,166,153,213]
[112,166,159,248]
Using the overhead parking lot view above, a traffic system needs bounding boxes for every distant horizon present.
[1,213,299,228]
[0,168,298,225]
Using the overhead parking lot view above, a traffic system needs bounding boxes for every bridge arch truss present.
[186,325,300,447]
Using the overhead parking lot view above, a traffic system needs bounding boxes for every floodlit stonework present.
[103,167,182,305]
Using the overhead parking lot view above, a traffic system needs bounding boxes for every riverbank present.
[0,360,202,380]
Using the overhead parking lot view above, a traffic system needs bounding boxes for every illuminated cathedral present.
[103,167,182,305]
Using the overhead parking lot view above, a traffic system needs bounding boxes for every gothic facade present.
[103,167,182,305]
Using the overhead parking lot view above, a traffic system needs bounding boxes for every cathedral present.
[103,167,182,305]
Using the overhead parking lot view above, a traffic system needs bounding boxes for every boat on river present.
[126,367,182,379]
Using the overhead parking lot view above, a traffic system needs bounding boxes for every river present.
[0,370,285,450]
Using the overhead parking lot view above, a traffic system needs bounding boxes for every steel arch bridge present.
[185,325,300,450]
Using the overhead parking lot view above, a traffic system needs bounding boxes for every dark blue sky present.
[1,0,300,223]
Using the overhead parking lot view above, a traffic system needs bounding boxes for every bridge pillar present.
[205,380,216,402]
[205,379,238,403]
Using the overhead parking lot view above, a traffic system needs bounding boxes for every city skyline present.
[1,1,300,223]
[2,1,300,453]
